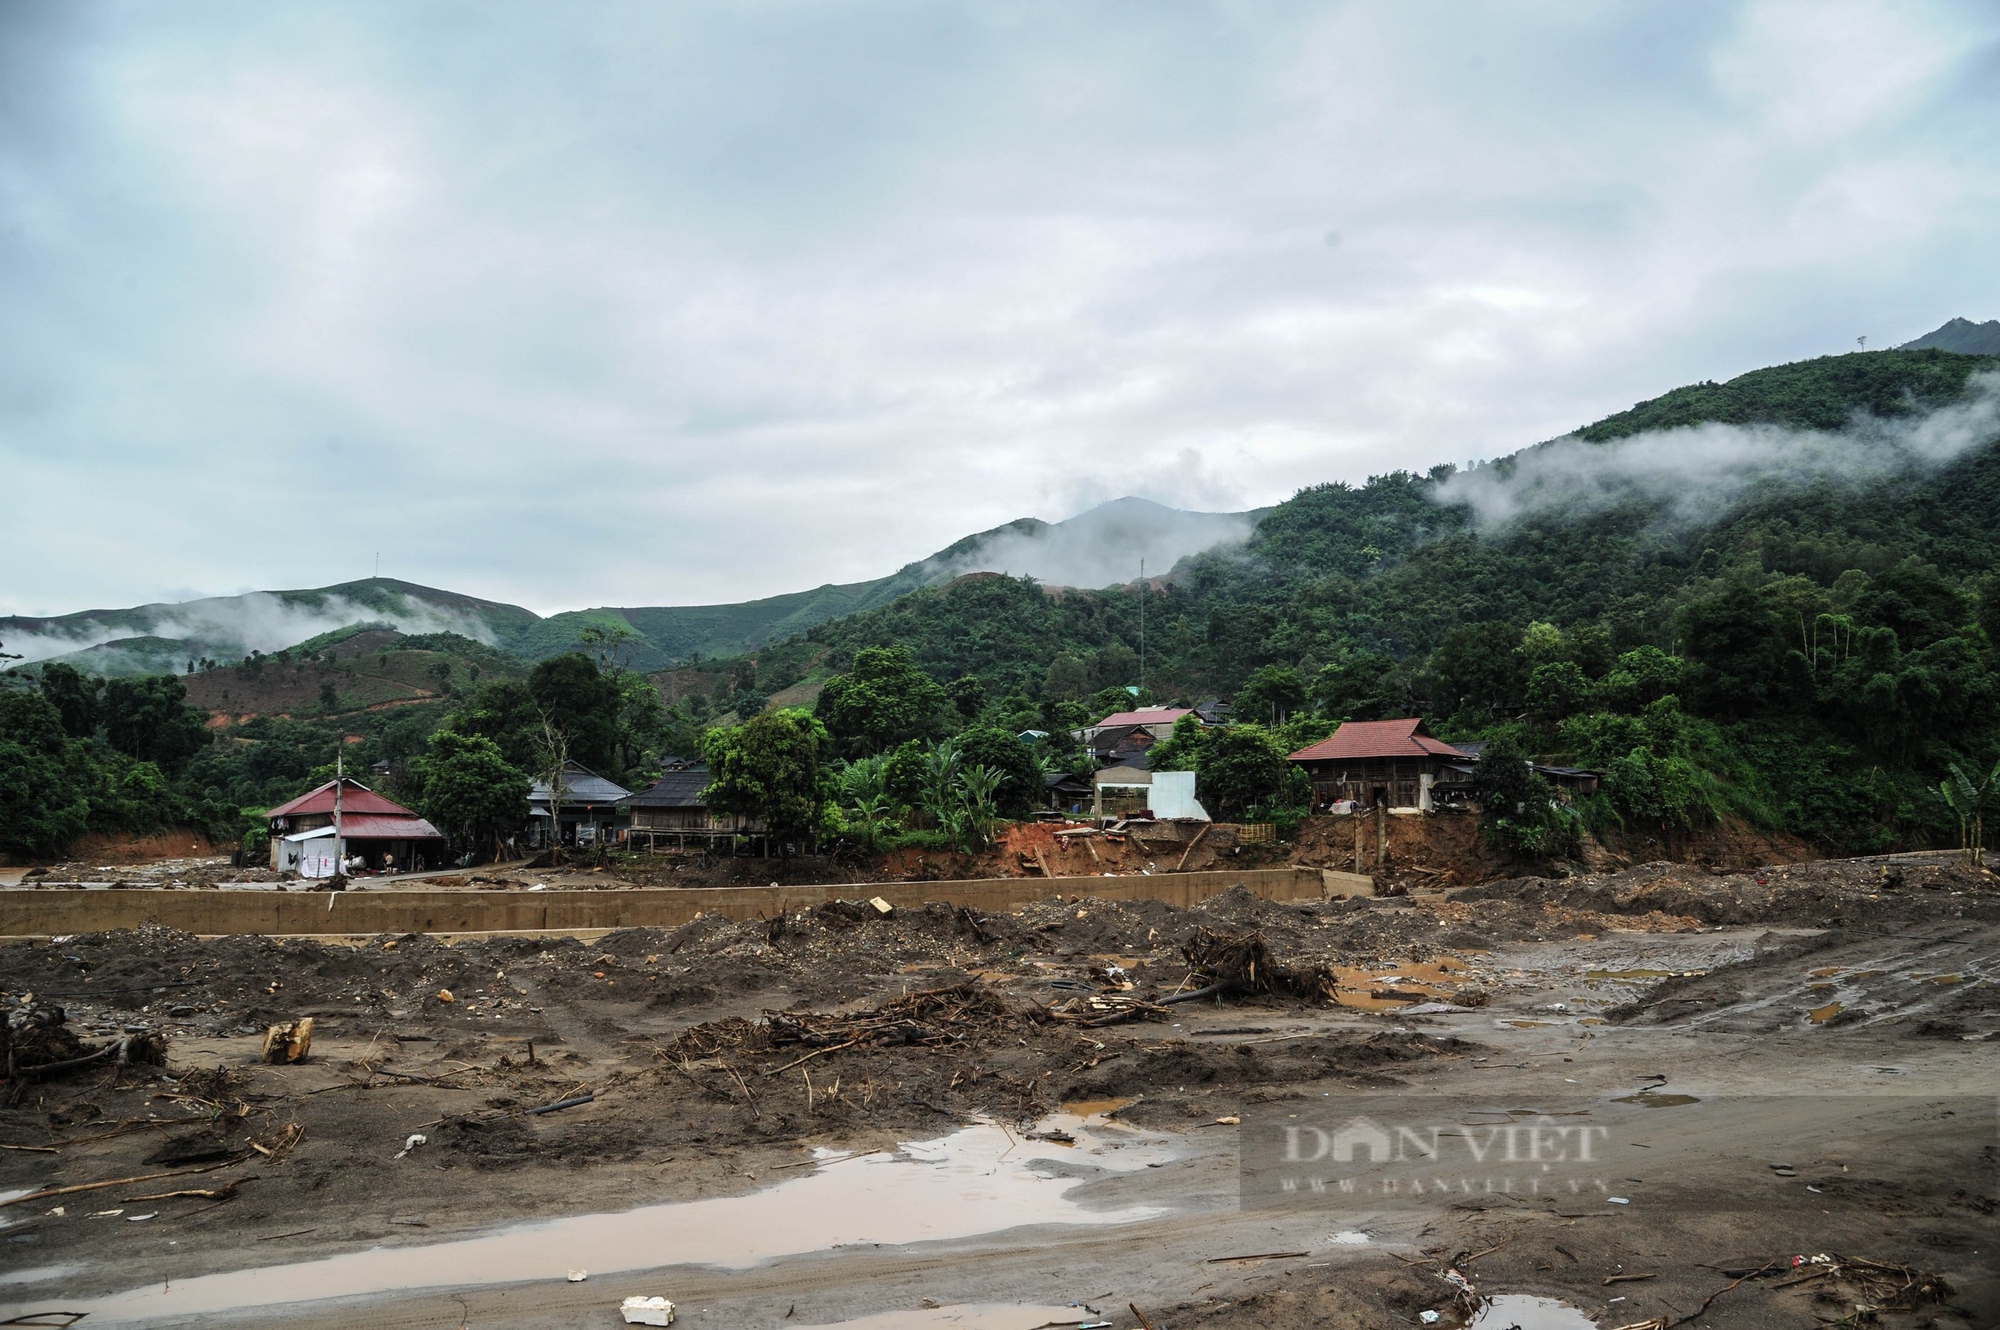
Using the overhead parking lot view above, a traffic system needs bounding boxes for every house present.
[528,760,632,847]
[1088,767,1210,822]
[1083,723,1156,768]
[1042,770,1095,813]
[265,778,446,876]
[618,763,763,847]
[1078,707,1194,744]
[1449,741,1603,796]
[1287,718,1475,812]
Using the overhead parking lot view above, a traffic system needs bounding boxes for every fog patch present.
[922,496,1256,590]
[3,591,499,667]
[1433,370,2000,529]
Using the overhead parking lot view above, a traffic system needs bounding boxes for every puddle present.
[0,1265,83,1287]
[1502,1019,1557,1029]
[1612,1090,1700,1108]
[1059,1097,1137,1118]
[1328,958,1472,1011]
[805,1305,1097,1329]
[69,1118,1173,1324]
[1811,966,1843,978]
[1809,1002,1843,1023]
[1469,1293,1597,1328]
[1582,969,1681,982]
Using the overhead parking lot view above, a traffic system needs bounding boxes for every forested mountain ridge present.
[745,347,2000,854]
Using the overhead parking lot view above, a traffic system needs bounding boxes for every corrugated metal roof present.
[1093,707,1192,729]
[620,767,714,809]
[332,813,445,840]
[1288,718,1470,763]
[529,760,631,806]
[267,779,421,820]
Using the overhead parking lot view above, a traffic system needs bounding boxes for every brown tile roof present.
[1287,718,1469,762]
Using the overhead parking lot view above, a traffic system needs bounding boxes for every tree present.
[701,708,835,859]
[1418,623,1527,722]
[1196,725,1290,818]
[815,646,952,757]
[947,675,988,723]
[319,681,339,711]
[37,664,99,738]
[1527,661,1590,723]
[0,691,91,857]
[1041,654,1089,701]
[1146,713,1208,772]
[950,725,1041,816]
[527,653,622,772]
[1233,665,1307,725]
[1310,651,1401,721]
[1851,562,1969,651]
[99,675,209,771]
[577,621,638,673]
[1473,735,1579,860]
[413,731,530,857]
[448,680,543,769]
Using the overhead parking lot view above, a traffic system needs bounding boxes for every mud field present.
[1,852,1995,1329]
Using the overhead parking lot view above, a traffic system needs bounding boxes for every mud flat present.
[2,854,1995,1328]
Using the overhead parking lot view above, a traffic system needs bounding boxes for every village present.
[6,4,2000,1327]
[1,690,1995,1330]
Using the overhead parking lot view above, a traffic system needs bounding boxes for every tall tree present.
[815,646,952,757]
[702,709,835,859]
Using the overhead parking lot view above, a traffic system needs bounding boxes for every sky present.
[3,1,1998,619]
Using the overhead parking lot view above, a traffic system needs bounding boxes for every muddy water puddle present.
[1469,1294,1597,1328]
[805,1305,1100,1329]
[62,1117,1176,1324]
[1327,957,1474,1012]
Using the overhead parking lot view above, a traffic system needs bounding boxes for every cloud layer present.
[2,1,1997,616]
[1434,370,2000,529]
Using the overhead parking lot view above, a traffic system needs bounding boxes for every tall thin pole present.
[333,745,344,881]
[1138,558,1145,702]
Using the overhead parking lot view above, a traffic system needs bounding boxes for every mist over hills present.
[2,497,1257,676]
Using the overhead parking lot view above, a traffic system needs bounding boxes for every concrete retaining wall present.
[0,866,1351,938]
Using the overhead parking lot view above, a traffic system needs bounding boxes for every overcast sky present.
[3,1,1997,618]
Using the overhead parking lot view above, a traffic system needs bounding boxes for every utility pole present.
[332,745,346,889]
[1138,557,1145,702]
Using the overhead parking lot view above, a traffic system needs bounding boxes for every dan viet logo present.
[1246,1109,1613,1208]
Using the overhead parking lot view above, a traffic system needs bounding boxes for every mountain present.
[3,579,539,678]
[1900,316,2000,355]
[538,497,1259,668]
[3,498,1256,676]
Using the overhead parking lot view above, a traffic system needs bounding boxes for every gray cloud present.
[2,1,1998,616]
[1433,369,2000,529]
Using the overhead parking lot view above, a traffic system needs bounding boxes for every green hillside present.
[751,348,2000,854]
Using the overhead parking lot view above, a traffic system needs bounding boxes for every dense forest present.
[5,347,1998,861]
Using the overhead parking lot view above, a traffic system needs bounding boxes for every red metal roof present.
[1287,718,1469,763]
[330,813,445,840]
[266,779,422,820]
[1092,708,1193,729]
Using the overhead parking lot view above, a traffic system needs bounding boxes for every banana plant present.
[1943,758,2000,867]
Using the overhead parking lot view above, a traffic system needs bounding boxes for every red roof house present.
[266,778,444,876]
[1287,719,1475,811]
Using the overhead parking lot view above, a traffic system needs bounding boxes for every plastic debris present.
[567,1269,588,1282]
[1608,1196,1631,1205]
[437,989,455,1003]
[127,1212,158,1222]
[1420,1312,1442,1324]
[395,1133,428,1160]
[621,1295,676,1325]
[869,896,895,917]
